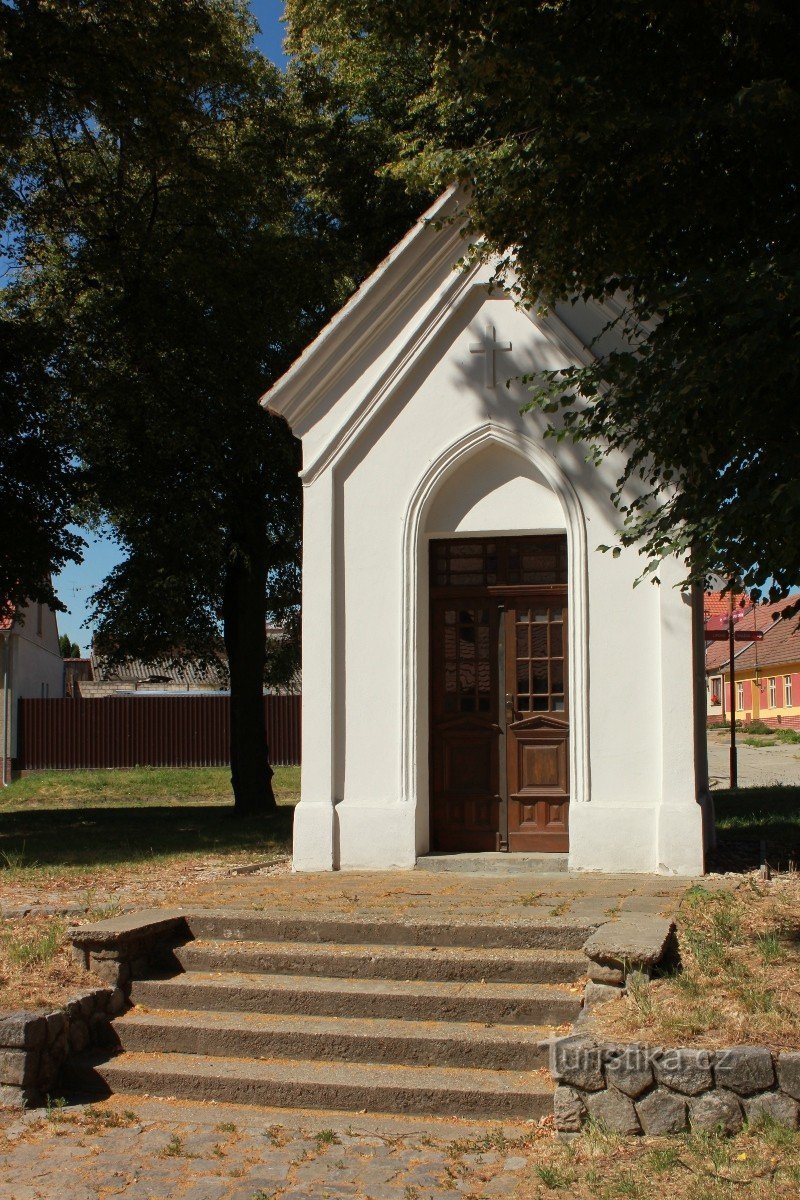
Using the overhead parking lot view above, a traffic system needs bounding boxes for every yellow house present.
[706,600,800,728]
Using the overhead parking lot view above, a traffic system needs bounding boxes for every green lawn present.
[713,784,800,870]
[2,765,300,809]
[0,766,299,875]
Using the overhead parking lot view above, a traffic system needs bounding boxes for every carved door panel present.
[429,600,500,851]
[504,599,570,852]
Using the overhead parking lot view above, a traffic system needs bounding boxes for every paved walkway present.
[0,1097,543,1200]
[176,865,692,924]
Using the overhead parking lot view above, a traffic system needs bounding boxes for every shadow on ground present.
[0,804,294,869]
[711,785,800,872]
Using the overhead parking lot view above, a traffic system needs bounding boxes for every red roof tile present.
[706,597,800,672]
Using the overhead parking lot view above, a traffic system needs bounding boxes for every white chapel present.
[262,190,712,876]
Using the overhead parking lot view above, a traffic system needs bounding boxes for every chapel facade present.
[262,190,712,875]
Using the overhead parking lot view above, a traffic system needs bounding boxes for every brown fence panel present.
[16,695,301,770]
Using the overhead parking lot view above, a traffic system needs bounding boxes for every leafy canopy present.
[288,0,800,598]
[2,0,423,673]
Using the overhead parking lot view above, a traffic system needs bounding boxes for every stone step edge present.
[184,910,595,949]
[114,1007,559,1070]
[179,939,586,961]
[66,1050,555,1119]
[120,1006,560,1043]
[134,970,581,1000]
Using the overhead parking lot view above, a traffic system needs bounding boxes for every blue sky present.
[53,2,288,653]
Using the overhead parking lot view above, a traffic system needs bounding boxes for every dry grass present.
[0,766,299,1009]
[506,1118,800,1200]
[0,913,104,1010]
[593,874,800,1051]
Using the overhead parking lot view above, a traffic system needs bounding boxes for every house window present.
[785,676,793,707]
[737,682,744,710]
[709,676,722,706]
[768,677,776,708]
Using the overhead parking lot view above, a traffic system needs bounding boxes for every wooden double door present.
[429,536,570,853]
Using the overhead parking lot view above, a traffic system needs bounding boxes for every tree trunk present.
[222,525,276,817]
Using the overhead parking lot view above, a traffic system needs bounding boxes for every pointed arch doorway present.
[429,535,570,853]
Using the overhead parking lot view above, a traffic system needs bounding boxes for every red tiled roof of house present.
[703,590,749,622]
[728,607,800,672]
[706,597,800,672]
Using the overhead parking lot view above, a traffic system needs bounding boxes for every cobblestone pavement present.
[0,1097,544,1200]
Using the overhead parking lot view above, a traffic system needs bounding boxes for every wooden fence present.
[16,694,301,770]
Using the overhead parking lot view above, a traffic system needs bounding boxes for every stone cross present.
[469,323,512,389]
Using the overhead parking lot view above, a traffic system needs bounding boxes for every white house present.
[262,190,711,875]
[1,598,65,783]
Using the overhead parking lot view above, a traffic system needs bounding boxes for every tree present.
[0,312,84,613]
[59,634,81,658]
[2,0,425,812]
[286,0,800,600]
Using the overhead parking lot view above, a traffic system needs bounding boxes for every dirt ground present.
[707,730,800,788]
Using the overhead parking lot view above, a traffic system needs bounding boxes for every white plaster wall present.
[286,249,704,875]
[1,605,64,761]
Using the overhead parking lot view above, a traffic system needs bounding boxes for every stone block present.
[690,1089,743,1134]
[71,945,89,968]
[69,909,186,951]
[107,987,126,1016]
[604,1046,654,1098]
[653,1048,713,1095]
[584,982,620,1009]
[79,994,96,1018]
[64,999,84,1023]
[88,1012,116,1049]
[45,1011,66,1043]
[777,1052,800,1101]
[585,1087,641,1135]
[554,1085,586,1133]
[583,917,675,972]
[588,961,625,986]
[550,1035,605,1091]
[745,1091,799,1130]
[0,1012,48,1050]
[636,1088,688,1135]
[0,1049,39,1087]
[714,1046,774,1096]
[37,1049,61,1088]
[69,1019,90,1053]
[0,1083,38,1109]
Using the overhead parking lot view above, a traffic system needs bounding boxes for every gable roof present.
[261,187,466,428]
[260,188,612,494]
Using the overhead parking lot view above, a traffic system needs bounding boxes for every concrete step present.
[66,1050,555,1119]
[417,852,569,875]
[185,910,593,950]
[175,939,587,985]
[115,1008,558,1070]
[130,970,582,1026]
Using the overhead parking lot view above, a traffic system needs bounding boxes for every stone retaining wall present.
[0,986,121,1108]
[69,909,189,994]
[552,911,800,1135]
[0,909,190,1108]
[552,1036,800,1134]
